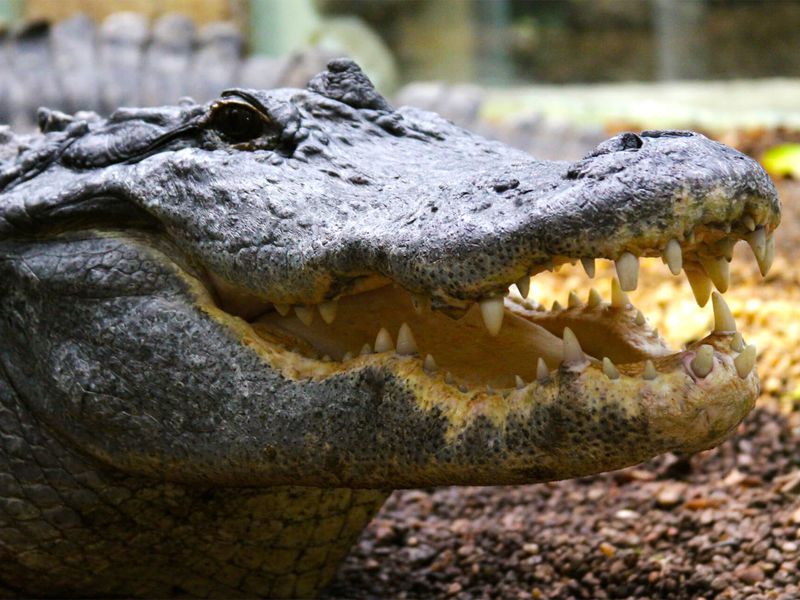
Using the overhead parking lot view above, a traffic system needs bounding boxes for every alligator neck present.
[0,365,387,597]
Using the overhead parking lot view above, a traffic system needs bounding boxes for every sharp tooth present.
[711,291,736,333]
[611,278,629,308]
[634,310,646,326]
[643,360,657,380]
[664,238,683,275]
[690,344,714,378]
[743,215,756,231]
[445,372,455,384]
[602,357,620,379]
[275,303,291,316]
[685,268,712,307]
[342,352,354,361]
[374,328,394,353]
[515,375,526,389]
[586,288,603,308]
[515,276,530,299]
[587,288,602,308]
[700,256,730,293]
[581,258,596,279]
[318,300,338,324]
[568,290,581,308]
[480,297,505,336]
[423,354,437,373]
[615,252,639,291]
[321,355,332,362]
[411,294,429,315]
[360,343,372,355]
[562,327,585,364]
[552,300,563,311]
[758,234,775,276]
[746,227,766,261]
[734,344,757,378]
[458,384,469,393]
[536,357,549,381]
[486,385,495,395]
[295,305,314,326]
[396,323,418,355]
[731,332,744,352]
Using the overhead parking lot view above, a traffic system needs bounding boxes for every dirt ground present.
[324,181,800,599]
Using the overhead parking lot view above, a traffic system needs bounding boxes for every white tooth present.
[731,332,744,352]
[711,291,736,333]
[486,385,495,395]
[423,354,437,373]
[743,215,756,231]
[685,268,712,307]
[360,343,372,355]
[411,293,429,314]
[615,252,639,291]
[536,357,549,381]
[635,310,646,326]
[581,258,596,279]
[445,372,455,384]
[602,357,620,379]
[643,360,657,380]
[734,344,757,378]
[515,374,526,389]
[515,276,530,299]
[746,227,766,261]
[295,305,314,326]
[758,234,775,276]
[664,238,682,275]
[552,300,563,311]
[690,344,714,378]
[587,288,602,308]
[611,278,629,308]
[321,355,332,362]
[275,303,291,316]
[374,328,394,353]
[342,352,354,361]
[480,297,505,336]
[700,256,730,293]
[396,323,418,355]
[562,327,585,364]
[318,300,338,324]
[568,290,581,308]
[458,384,468,393]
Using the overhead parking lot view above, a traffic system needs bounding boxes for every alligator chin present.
[198,217,767,444]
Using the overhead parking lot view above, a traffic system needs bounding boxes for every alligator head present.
[0,59,779,488]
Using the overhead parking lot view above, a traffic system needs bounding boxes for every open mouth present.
[202,218,769,400]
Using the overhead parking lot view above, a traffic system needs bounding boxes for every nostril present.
[618,132,643,150]
[583,132,644,159]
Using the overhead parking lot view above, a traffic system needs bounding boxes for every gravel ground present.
[325,406,800,599]
[323,180,800,599]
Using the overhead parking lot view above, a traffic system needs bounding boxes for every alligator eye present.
[211,103,265,143]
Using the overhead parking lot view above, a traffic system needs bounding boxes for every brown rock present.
[737,565,766,584]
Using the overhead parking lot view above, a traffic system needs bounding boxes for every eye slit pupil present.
[218,105,261,142]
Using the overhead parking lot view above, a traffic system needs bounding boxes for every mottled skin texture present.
[0,60,780,597]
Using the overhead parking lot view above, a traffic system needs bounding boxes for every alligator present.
[0,59,779,597]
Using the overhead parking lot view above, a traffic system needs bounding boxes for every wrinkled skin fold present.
[0,60,780,597]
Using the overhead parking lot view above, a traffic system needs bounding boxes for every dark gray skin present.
[0,60,779,597]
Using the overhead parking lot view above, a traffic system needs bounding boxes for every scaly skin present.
[0,60,780,597]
